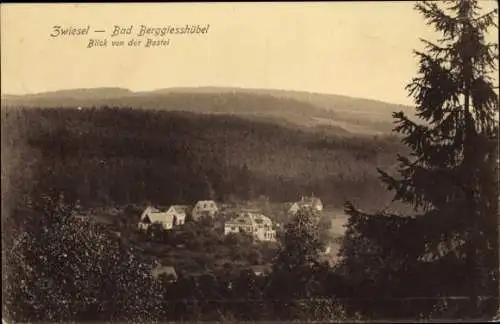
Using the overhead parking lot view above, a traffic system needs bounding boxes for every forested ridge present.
[2,86,414,134]
[3,106,406,211]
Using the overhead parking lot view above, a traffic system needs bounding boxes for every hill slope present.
[1,87,414,134]
[2,107,408,212]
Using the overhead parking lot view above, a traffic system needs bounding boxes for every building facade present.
[288,196,323,215]
[138,205,186,230]
[192,200,219,220]
[224,210,276,242]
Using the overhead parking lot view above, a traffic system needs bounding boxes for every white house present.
[172,205,191,220]
[288,196,323,215]
[137,205,186,230]
[151,264,177,282]
[170,205,187,225]
[192,200,219,220]
[224,210,276,242]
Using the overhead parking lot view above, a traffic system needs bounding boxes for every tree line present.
[2,104,403,211]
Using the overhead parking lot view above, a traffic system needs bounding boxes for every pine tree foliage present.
[339,0,498,320]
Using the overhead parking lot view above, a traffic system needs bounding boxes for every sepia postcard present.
[2,1,499,323]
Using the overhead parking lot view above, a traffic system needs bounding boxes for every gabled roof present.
[170,205,189,214]
[140,206,173,223]
[252,213,272,225]
[227,214,253,226]
[146,206,162,213]
[194,200,218,208]
[299,196,322,206]
[142,205,186,215]
[152,265,177,280]
[225,211,272,227]
[238,216,253,225]
[287,197,323,213]
[196,200,216,204]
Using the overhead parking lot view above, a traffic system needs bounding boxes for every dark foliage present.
[3,192,162,322]
[3,193,347,322]
[338,0,499,320]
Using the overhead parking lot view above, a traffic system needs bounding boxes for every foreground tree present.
[270,209,326,297]
[268,209,346,320]
[3,191,161,322]
[339,0,498,320]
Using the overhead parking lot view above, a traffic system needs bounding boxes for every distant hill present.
[1,87,415,135]
[3,87,134,101]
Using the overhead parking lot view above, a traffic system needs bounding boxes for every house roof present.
[142,205,186,215]
[227,214,253,226]
[225,211,272,227]
[195,200,218,208]
[299,196,322,206]
[170,205,189,214]
[152,265,177,279]
[252,213,271,224]
[150,213,173,224]
[140,206,173,223]
[287,197,323,213]
[147,206,162,213]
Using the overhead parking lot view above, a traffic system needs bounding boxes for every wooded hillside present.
[2,106,408,211]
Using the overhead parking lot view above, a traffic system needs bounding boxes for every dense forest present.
[2,106,407,212]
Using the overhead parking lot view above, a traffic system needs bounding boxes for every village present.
[74,194,345,282]
[137,196,323,239]
[135,195,340,281]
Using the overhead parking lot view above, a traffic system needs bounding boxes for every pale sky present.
[1,1,498,105]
